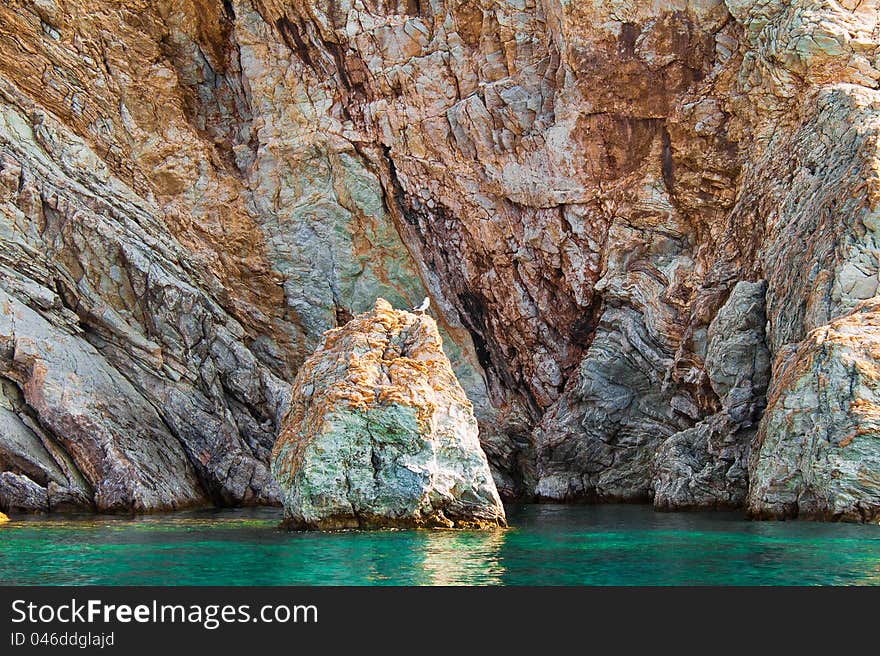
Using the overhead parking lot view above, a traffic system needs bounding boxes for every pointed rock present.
[272,298,506,529]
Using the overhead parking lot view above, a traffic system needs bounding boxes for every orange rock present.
[272,298,506,530]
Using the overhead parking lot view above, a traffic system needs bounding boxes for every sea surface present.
[2,504,880,585]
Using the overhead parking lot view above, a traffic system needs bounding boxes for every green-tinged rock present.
[749,302,880,521]
[272,299,506,530]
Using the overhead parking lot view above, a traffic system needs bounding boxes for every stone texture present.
[272,298,506,529]
[0,0,501,512]
[654,280,770,509]
[0,0,878,521]
[748,302,880,521]
[0,287,204,511]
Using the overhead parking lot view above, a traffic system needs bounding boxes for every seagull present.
[412,297,430,314]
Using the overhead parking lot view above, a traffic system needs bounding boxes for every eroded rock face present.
[749,302,880,521]
[272,299,506,529]
[653,280,770,509]
[0,0,879,520]
[0,0,501,512]
[0,289,201,512]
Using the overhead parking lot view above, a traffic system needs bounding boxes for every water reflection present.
[3,505,880,585]
[416,529,507,585]
[855,560,880,585]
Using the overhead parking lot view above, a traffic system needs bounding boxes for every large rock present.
[749,302,880,521]
[271,299,506,530]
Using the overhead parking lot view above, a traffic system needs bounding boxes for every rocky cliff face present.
[1,0,879,520]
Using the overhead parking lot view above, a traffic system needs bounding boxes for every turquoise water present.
[2,504,880,585]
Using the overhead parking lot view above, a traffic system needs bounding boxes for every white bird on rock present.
[412,297,430,314]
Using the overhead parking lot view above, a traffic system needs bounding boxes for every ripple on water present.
[2,505,880,585]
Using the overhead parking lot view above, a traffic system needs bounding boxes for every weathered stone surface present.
[272,299,506,529]
[654,280,770,509]
[0,0,501,512]
[1,287,204,511]
[749,302,880,521]
[0,471,49,512]
[704,281,771,424]
[530,1,880,518]
[0,0,879,521]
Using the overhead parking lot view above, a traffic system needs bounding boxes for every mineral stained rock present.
[653,280,770,510]
[271,299,506,529]
[748,302,880,522]
[1,0,880,521]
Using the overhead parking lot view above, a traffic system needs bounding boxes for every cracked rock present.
[272,298,506,530]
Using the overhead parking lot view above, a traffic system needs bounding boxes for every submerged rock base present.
[271,299,506,530]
